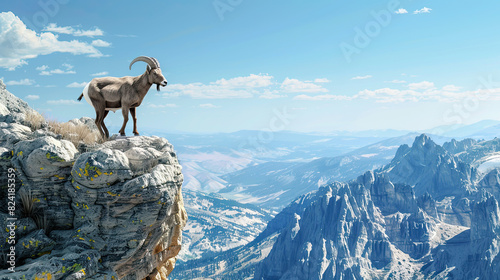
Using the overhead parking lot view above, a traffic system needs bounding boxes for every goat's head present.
[129,56,168,91]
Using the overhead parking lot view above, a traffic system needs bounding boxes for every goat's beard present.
[157,84,160,91]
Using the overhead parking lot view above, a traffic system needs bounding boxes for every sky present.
[2,0,500,134]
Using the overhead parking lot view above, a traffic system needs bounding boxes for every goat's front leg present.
[130,107,139,136]
[119,106,130,136]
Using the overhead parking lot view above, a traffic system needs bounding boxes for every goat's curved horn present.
[129,56,158,70]
[150,57,160,69]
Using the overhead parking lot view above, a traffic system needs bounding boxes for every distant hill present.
[218,133,450,209]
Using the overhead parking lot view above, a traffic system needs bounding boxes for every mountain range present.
[171,134,500,279]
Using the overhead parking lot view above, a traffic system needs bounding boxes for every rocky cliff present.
[385,134,478,199]
[253,134,500,279]
[0,80,187,279]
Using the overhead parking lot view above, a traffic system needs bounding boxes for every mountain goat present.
[77,56,168,139]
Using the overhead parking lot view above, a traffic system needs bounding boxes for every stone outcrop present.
[0,80,187,279]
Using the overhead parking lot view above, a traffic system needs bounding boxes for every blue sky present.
[2,0,500,134]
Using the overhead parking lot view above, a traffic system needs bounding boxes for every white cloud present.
[213,74,273,88]
[116,34,137,38]
[91,71,109,76]
[288,80,493,103]
[50,69,76,75]
[442,85,461,92]
[91,39,111,47]
[259,91,286,99]
[62,63,73,70]
[38,64,76,75]
[161,74,329,99]
[199,103,219,108]
[386,80,407,84]
[281,78,328,93]
[0,12,104,70]
[351,75,373,80]
[47,99,81,105]
[354,85,500,103]
[67,82,87,88]
[42,24,73,34]
[314,78,330,83]
[148,103,177,108]
[5,79,35,86]
[162,74,274,99]
[357,88,421,103]
[26,95,39,100]
[414,7,432,14]
[408,81,435,90]
[293,94,352,101]
[43,23,104,37]
[395,8,408,14]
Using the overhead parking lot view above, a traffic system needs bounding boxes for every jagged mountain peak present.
[383,134,477,199]
[443,138,477,155]
[393,134,446,163]
[413,133,432,147]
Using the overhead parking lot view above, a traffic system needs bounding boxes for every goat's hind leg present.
[90,93,107,140]
[119,106,130,136]
[101,110,110,139]
[94,109,106,140]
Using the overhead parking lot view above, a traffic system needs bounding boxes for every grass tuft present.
[33,213,52,235]
[48,119,103,146]
[19,188,52,234]
[24,110,46,130]
[25,109,103,146]
[19,188,38,218]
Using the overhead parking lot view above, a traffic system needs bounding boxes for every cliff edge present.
[0,79,187,280]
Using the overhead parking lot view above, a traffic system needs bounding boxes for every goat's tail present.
[77,93,84,101]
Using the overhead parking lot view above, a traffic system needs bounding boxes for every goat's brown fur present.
[78,56,167,139]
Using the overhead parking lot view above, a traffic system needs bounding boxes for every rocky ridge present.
[254,135,500,279]
[174,134,500,279]
[0,80,187,279]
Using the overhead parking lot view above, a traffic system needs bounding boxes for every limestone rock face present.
[363,171,418,215]
[384,209,436,259]
[0,79,40,126]
[478,169,500,200]
[470,194,500,240]
[255,182,393,280]
[0,83,187,280]
[422,194,500,279]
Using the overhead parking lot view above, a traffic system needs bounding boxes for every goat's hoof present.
[133,132,140,136]
[120,133,126,136]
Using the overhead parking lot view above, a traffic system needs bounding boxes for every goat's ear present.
[146,65,151,73]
